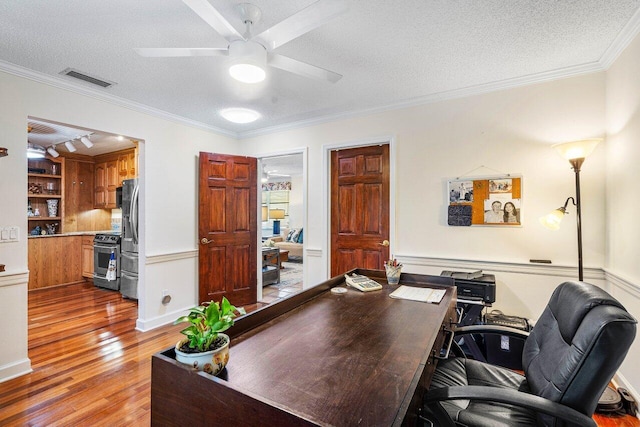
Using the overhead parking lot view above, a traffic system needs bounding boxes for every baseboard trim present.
[0,358,32,384]
[612,372,640,415]
[135,306,190,332]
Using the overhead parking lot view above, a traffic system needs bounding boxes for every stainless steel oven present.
[93,233,121,290]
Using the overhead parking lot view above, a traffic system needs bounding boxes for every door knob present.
[200,238,213,245]
[379,240,390,247]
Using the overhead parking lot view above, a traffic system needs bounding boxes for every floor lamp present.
[539,139,601,281]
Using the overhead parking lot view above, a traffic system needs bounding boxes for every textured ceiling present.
[2,1,640,138]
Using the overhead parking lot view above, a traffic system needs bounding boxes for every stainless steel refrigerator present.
[120,178,139,299]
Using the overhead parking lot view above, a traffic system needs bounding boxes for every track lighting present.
[27,143,46,159]
[80,136,93,148]
[64,140,77,152]
[47,146,60,158]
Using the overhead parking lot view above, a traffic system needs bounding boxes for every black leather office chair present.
[421,281,637,427]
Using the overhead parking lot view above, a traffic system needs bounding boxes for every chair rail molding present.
[397,255,604,281]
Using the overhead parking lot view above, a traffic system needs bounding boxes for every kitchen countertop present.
[28,230,117,239]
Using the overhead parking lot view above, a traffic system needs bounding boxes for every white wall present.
[0,70,239,381]
[605,31,640,393]
[288,175,304,229]
[243,73,607,290]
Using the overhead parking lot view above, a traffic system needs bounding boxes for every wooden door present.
[199,152,258,306]
[331,145,390,276]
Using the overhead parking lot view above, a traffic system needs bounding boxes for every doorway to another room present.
[259,153,305,304]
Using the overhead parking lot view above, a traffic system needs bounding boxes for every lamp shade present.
[261,206,268,222]
[552,139,601,161]
[269,209,285,220]
[539,208,566,230]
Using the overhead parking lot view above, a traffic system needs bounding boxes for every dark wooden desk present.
[151,269,456,426]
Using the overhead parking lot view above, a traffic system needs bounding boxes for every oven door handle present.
[94,243,120,250]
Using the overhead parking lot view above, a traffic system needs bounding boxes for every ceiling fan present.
[135,0,347,84]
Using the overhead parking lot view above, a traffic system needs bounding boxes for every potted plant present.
[173,296,246,375]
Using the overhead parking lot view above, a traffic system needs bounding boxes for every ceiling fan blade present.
[254,0,347,50]
[135,48,228,57]
[182,0,244,41]
[268,53,342,83]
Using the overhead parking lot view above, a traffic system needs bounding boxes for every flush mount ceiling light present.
[47,146,60,158]
[64,140,77,152]
[220,108,260,124]
[80,136,94,148]
[27,143,46,159]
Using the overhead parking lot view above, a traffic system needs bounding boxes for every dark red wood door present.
[198,152,257,306]
[330,145,390,277]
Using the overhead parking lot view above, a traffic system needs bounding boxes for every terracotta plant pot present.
[174,333,230,376]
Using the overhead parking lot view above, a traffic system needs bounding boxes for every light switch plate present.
[0,226,19,243]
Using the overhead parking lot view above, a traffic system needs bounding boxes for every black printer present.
[440,270,496,304]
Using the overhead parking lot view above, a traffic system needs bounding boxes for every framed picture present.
[448,175,522,226]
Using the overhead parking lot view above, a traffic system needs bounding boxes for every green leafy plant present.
[174,297,246,353]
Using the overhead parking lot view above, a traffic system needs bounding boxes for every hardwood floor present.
[0,281,637,426]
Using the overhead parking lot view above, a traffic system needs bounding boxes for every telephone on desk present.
[344,273,382,292]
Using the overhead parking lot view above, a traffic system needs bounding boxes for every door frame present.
[322,135,397,279]
[255,147,308,300]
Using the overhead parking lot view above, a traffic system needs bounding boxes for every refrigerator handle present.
[131,184,139,245]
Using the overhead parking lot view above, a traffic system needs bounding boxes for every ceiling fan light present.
[229,63,266,83]
[47,146,60,158]
[80,136,94,148]
[64,140,77,152]
[221,108,260,124]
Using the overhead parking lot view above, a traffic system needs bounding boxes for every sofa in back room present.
[267,228,303,258]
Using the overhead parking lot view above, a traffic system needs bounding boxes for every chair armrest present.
[453,324,530,340]
[425,386,596,427]
[270,237,284,243]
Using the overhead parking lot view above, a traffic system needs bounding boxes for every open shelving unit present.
[27,156,65,235]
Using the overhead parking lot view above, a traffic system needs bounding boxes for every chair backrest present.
[522,281,636,424]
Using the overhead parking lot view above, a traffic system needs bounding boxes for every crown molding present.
[237,61,604,139]
[0,60,238,139]
[599,5,640,69]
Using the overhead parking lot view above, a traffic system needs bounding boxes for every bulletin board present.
[447,175,522,226]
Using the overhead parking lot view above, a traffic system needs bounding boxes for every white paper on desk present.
[389,285,446,304]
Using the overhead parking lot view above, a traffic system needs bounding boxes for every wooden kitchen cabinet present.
[95,148,137,208]
[28,235,84,290]
[94,161,106,208]
[82,235,94,279]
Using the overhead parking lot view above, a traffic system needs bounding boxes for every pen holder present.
[385,264,402,285]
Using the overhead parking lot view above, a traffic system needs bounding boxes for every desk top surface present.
[224,274,455,426]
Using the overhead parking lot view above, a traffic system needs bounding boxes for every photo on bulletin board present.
[448,175,522,226]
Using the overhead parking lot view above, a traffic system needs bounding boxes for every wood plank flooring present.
[0,281,637,426]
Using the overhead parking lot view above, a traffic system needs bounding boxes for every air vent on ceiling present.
[59,68,116,88]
